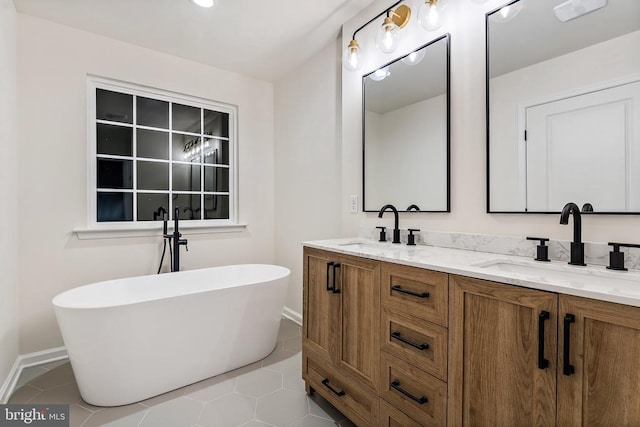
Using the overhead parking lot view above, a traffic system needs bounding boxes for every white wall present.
[0,0,19,385]
[274,40,343,316]
[17,15,275,353]
[342,0,640,245]
[490,30,640,211]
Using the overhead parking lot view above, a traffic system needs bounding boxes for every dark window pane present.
[203,139,229,165]
[97,192,133,222]
[97,124,132,156]
[172,134,201,163]
[138,129,169,160]
[204,195,229,220]
[172,103,200,133]
[173,163,201,192]
[204,167,229,192]
[137,97,169,129]
[173,194,201,220]
[137,161,169,191]
[96,89,132,124]
[137,193,169,221]
[97,159,133,189]
[204,110,229,137]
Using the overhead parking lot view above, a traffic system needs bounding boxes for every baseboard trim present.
[0,347,68,404]
[282,307,302,326]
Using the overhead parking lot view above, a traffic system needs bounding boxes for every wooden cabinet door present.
[449,275,557,427]
[303,248,340,362]
[558,295,640,427]
[336,253,381,391]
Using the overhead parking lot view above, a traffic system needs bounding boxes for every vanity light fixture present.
[192,0,214,7]
[553,0,607,22]
[342,1,412,71]
[418,0,448,31]
[369,66,391,81]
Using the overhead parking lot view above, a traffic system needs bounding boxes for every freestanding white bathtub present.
[52,264,290,406]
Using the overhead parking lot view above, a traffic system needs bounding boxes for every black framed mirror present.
[486,0,640,214]
[363,33,450,213]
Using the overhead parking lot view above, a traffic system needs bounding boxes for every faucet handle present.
[407,229,420,246]
[376,226,387,242]
[607,242,640,271]
[526,237,550,262]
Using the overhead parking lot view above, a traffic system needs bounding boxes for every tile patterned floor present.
[9,319,356,427]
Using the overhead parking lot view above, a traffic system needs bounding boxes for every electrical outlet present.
[349,195,358,213]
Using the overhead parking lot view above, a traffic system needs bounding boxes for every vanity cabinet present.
[302,247,381,425]
[449,274,640,427]
[448,274,558,426]
[304,246,640,426]
[557,295,640,427]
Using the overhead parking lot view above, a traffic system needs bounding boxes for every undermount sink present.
[473,259,640,289]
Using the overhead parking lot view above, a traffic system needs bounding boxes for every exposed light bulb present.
[401,48,426,65]
[375,17,400,54]
[192,0,214,8]
[418,0,447,31]
[369,66,391,81]
[342,39,363,71]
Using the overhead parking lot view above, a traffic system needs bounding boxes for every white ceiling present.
[13,0,377,82]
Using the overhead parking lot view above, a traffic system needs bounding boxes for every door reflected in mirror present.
[487,0,640,213]
[363,34,450,212]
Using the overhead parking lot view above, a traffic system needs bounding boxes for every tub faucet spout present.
[173,207,189,272]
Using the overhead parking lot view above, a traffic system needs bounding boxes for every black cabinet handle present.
[321,378,345,397]
[332,263,341,294]
[391,331,429,350]
[563,313,576,376]
[326,262,334,292]
[391,285,429,299]
[538,311,550,369]
[390,380,427,404]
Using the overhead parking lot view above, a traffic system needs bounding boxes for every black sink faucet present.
[172,207,189,272]
[560,202,586,266]
[378,204,401,244]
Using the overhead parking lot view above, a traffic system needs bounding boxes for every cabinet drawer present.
[381,263,448,326]
[303,356,377,427]
[379,352,446,427]
[379,398,422,427]
[381,311,448,381]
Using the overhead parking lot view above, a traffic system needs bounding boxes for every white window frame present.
[76,75,243,239]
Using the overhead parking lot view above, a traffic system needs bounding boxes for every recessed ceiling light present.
[192,0,214,8]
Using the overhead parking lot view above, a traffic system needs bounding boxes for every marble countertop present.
[304,238,640,308]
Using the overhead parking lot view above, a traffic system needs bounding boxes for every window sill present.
[74,222,247,240]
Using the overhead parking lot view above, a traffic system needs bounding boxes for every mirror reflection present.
[363,34,450,212]
[487,0,640,213]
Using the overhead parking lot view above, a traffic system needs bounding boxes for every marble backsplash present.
[358,226,640,271]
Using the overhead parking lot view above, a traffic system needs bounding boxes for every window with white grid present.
[87,77,237,226]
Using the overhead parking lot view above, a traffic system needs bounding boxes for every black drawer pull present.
[326,262,335,292]
[390,380,427,404]
[391,331,429,350]
[538,311,550,369]
[563,313,576,376]
[321,378,345,397]
[332,263,341,294]
[391,285,429,299]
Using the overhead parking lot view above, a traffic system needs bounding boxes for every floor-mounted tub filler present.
[52,264,290,406]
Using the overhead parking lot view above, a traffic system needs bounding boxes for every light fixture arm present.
[351,0,408,41]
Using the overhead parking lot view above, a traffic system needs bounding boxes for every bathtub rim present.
[52,264,291,310]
